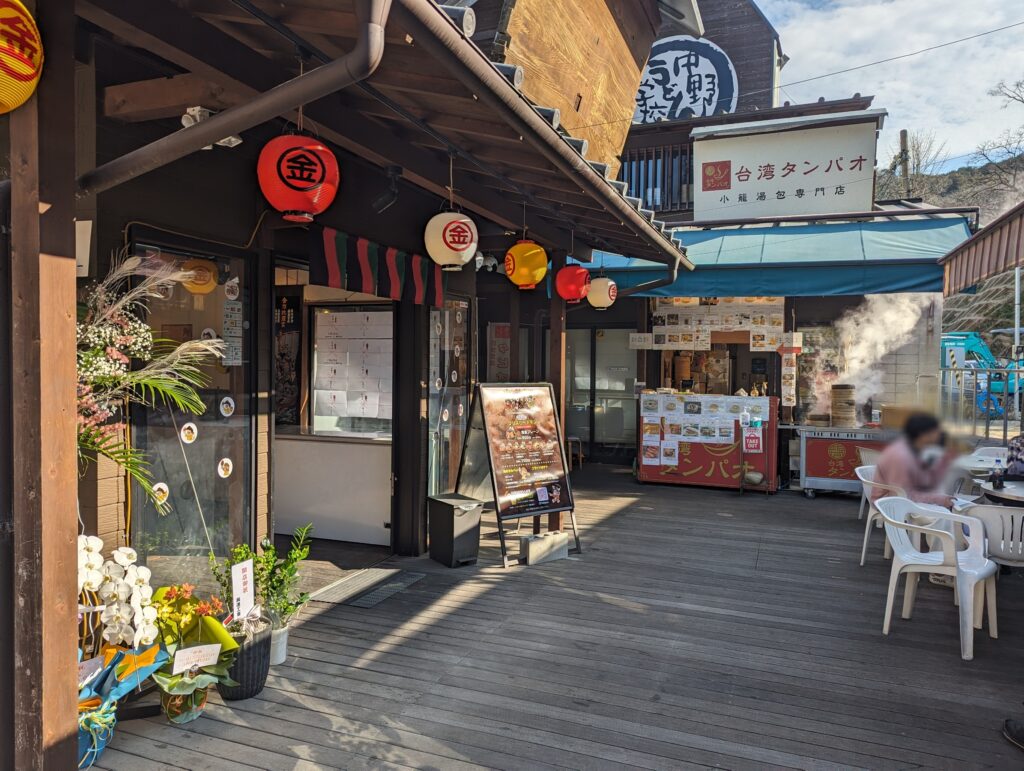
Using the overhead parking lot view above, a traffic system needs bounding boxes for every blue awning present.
[578,217,971,296]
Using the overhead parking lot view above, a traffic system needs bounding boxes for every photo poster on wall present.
[455,383,581,568]
[651,297,784,352]
[312,309,394,422]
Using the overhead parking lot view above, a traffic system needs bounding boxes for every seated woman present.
[872,412,955,509]
[1006,435,1024,476]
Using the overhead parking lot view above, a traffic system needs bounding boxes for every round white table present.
[981,480,1024,503]
[955,455,1005,475]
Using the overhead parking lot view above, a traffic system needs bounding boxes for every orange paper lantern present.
[0,0,43,115]
[555,265,591,303]
[257,134,339,223]
[504,239,548,289]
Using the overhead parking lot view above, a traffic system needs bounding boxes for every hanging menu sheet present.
[221,300,244,367]
[312,308,393,435]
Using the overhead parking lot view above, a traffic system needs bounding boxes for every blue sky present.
[756,0,1024,170]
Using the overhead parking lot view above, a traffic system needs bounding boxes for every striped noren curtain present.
[309,226,444,307]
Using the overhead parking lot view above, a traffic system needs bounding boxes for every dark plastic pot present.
[219,624,272,701]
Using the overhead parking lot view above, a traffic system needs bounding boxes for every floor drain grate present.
[310,568,424,607]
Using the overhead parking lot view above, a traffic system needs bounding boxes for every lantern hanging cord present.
[447,151,455,210]
[522,201,527,241]
[297,56,305,133]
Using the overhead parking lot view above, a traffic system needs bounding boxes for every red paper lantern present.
[257,134,339,223]
[555,265,591,303]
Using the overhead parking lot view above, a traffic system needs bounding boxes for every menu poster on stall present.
[641,440,661,465]
[629,333,653,350]
[456,384,580,567]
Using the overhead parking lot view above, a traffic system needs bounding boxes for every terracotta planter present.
[219,624,272,701]
[269,625,288,665]
[160,687,209,724]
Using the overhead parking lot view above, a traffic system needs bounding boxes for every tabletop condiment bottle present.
[993,458,1005,490]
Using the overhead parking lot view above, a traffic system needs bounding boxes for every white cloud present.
[757,0,1024,168]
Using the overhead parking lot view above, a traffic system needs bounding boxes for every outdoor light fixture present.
[555,265,591,303]
[257,133,340,223]
[0,0,42,115]
[424,211,479,270]
[372,166,402,214]
[504,239,548,289]
[181,107,243,149]
[587,276,617,309]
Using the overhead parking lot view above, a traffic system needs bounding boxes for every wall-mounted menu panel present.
[311,307,393,438]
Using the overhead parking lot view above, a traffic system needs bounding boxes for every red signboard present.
[803,437,887,481]
[701,160,732,191]
[742,427,763,453]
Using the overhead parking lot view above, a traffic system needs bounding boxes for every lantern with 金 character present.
[257,134,339,223]
[504,240,548,290]
[587,276,617,310]
[555,265,591,303]
[424,211,478,271]
[0,0,43,115]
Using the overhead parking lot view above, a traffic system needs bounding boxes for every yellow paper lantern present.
[0,0,43,115]
[504,239,548,290]
[587,277,617,309]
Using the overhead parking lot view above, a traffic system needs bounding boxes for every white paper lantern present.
[587,276,617,309]
[424,211,478,271]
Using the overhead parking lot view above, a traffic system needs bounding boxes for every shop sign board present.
[742,426,763,454]
[693,121,877,221]
[456,383,580,567]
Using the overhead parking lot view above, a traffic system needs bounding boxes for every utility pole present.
[899,129,911,199]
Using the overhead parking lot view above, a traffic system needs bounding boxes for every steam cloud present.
[813,293,934,414]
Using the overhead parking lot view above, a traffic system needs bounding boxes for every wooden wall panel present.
[496,0,659,175]
[697,0,779,113]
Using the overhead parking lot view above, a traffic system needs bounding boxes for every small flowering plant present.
[150,584,239,696]
[77,251,224,511]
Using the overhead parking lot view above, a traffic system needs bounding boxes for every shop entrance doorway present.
[563,327,638,464]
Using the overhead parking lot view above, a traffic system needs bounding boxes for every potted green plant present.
[150,585,238,723]
[209,545,274,700]
[264,524,313,665]
[210,524,312,669]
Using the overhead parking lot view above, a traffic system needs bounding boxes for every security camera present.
[480,254,499,272]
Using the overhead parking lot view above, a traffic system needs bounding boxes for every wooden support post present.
[8,0,79,766]
[548,251,567,532]
[508,288,521,381]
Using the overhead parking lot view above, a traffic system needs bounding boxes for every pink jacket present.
[871,438,952,507]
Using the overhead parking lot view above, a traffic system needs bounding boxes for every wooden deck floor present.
[99,465,1024,770]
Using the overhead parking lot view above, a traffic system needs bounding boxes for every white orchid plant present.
[78,535,159,650]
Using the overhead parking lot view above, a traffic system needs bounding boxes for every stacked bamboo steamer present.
[830,384,858,427]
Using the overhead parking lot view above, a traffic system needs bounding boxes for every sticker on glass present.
[456,311,463,323]
[457,403,464,417]
[201,327,219,341]
[219,396,236,418]
[154,284,174,301]
[435,377,443,390]
[454,344,461,358]
[217,458,233,479]
[224,277,240,300]
[442,409,450,422]
[180,422,198,444]
[152,483,170,506]
[451,370,458,383]
[435,322,442,336]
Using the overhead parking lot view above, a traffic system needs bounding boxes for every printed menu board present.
[457,383,573,521]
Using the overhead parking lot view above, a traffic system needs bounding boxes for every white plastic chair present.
[875,497,998,660]
[855,466,904,565]
[969,505,1024,569]
[857,446,881,467]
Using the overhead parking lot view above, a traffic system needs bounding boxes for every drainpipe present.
[76,0,392,198]
[391,0,693,271]
[566,252,684,313]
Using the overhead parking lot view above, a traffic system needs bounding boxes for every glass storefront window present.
[309,305,394,438]
[130,244,252,589]
[428,298,471,496]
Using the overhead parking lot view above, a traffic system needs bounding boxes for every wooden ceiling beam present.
[103,73,246,122]
[77,0,577,250]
